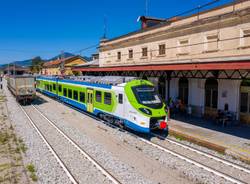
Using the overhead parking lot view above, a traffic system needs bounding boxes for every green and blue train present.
[36,76,168,133]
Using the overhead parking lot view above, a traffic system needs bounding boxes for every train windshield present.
[133,85,163,108]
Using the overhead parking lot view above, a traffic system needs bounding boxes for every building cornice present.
[100,6,250,52]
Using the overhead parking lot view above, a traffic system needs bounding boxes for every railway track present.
[138,135,250,184]
[60,101,250,184]
[151,132,250,174]
[19,104,121,184]
[36,93,250,184]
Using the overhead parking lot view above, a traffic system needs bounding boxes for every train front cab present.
[124,80,168,133]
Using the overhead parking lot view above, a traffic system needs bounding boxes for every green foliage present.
[30,173,38,181]
[26,164,38,181]
[30,56,44,74]
[26,164,35,173]
[0,132,9,144]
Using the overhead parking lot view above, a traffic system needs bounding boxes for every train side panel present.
[36,77,165,133]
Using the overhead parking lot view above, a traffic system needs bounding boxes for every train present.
[7,75,36,104]
[36,76,169,133]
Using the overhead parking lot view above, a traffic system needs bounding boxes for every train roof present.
[8,75,35,79]
[37,75,138,88]
[69,76,137,86]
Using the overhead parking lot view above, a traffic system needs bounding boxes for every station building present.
[73,0,250,124]
[42,55,87,76]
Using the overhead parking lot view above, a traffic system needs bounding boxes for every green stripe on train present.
[37,79,117,113]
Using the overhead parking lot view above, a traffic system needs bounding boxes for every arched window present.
[158,76,166,100]
[179,78,189,105]
[205,78,218,108]
[240,80,250,113]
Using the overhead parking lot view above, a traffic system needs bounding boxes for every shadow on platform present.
[172,114,250,140]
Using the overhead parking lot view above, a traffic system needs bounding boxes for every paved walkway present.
[168,116,250,163]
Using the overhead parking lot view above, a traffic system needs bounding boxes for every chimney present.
[138,16,167,29]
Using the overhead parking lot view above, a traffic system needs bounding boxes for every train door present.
[87,89,94,113]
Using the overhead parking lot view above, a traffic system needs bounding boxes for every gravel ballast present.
[35,93,193,184]
[3,82,72,184]
[35,92,247,184]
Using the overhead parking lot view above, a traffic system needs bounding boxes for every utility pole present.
[103,14,107,39]
[60,50,65,77]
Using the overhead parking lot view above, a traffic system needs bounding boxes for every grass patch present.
[244,143,250,147]
[30,173,38,181]
[18,138,23,143]
[19,143,27,153]
[174,134,184,141]
[0,163,12,172]
[169,130,226,154]
[15,147,20,154]
[0,132,10,144]
[26,164,38,181]
[27,164,35,173]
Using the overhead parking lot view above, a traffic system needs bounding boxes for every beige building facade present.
[100,1,250,67]
[42,56,87,76]
[75,0,250,124]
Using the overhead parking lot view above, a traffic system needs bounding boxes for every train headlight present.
[139,108,152,115]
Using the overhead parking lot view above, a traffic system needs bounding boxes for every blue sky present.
[0,0,232,64]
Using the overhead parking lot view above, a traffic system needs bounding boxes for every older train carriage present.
[7,75,36,104]
[36,76,168,133]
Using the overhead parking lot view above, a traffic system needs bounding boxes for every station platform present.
[168,116,250,163]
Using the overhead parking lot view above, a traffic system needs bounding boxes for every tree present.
[30,56,44,74]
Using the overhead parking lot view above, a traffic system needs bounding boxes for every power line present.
[71,44,99,55]
[167,0,221,20]
[0,48,59,54]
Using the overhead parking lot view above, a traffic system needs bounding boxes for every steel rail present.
[32,105,121,184]
[37,93,249,184]
[137,136,247,184]
[151,132,250,174]
[19,105,79,184]
[48,101,248,184]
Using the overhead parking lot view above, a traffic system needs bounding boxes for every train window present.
[53,84,56,91]
[96,91,102,103]
[104,92,111,105]
[68,89,72,99]
[63,88,67,97]
[79,92,85,103]
[73,90,78,101]
[49,85,52,91]
[58,85,62,92]
[118,94,123,104]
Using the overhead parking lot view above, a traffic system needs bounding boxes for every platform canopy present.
[73,60,250,72]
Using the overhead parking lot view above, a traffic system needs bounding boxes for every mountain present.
[1,52,76,68]
[47,52,75,61]
[13,59,33,67]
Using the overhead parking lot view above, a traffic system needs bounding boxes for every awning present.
[72,60,250,72]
